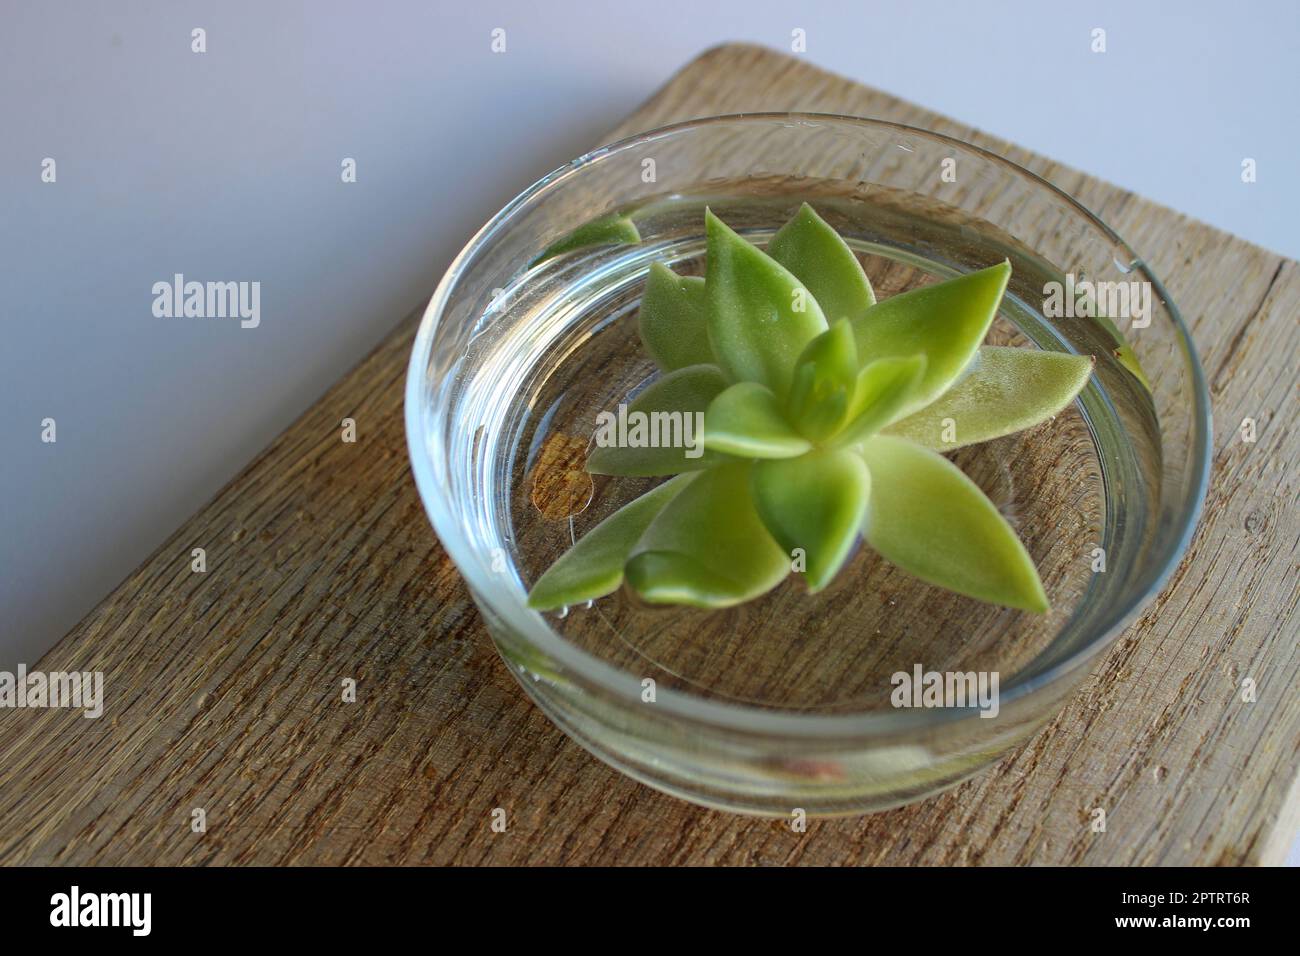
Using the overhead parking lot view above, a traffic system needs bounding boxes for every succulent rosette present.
[529,204,1093,613]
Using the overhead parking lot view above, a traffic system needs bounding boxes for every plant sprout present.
[528,204,1094,613]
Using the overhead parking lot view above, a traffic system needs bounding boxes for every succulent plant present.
[528,204,1093,613]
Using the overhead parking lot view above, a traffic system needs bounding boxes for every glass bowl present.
[405,114,1210,815]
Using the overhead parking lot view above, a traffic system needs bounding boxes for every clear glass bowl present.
[405,114,1210,815]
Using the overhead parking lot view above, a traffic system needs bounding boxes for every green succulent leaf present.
[705,209,828,398]
[534,212,640,264]
[638,262,712,372]
[767,203,875,321]
[787,319,860,442]
[625,462,790,608]
[532,209,1074,614]
[586,364,727,476]
[858,435,1048,612]
[835,354,929,446]
[885,346,1094,450]
[850,261,1011,417]
[752,449,871,593]
[526,475,694,610]
[704,382,811,459]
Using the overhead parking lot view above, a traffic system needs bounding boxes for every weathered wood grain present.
[1,44,1295,866]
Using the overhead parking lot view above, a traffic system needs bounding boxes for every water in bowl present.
[466,193,1143,715]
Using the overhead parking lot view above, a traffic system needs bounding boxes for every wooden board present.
[1,44,1295,866]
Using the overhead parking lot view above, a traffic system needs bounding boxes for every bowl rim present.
[405,111,1212,739]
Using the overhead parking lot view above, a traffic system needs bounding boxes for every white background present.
[2,0,1296,672]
